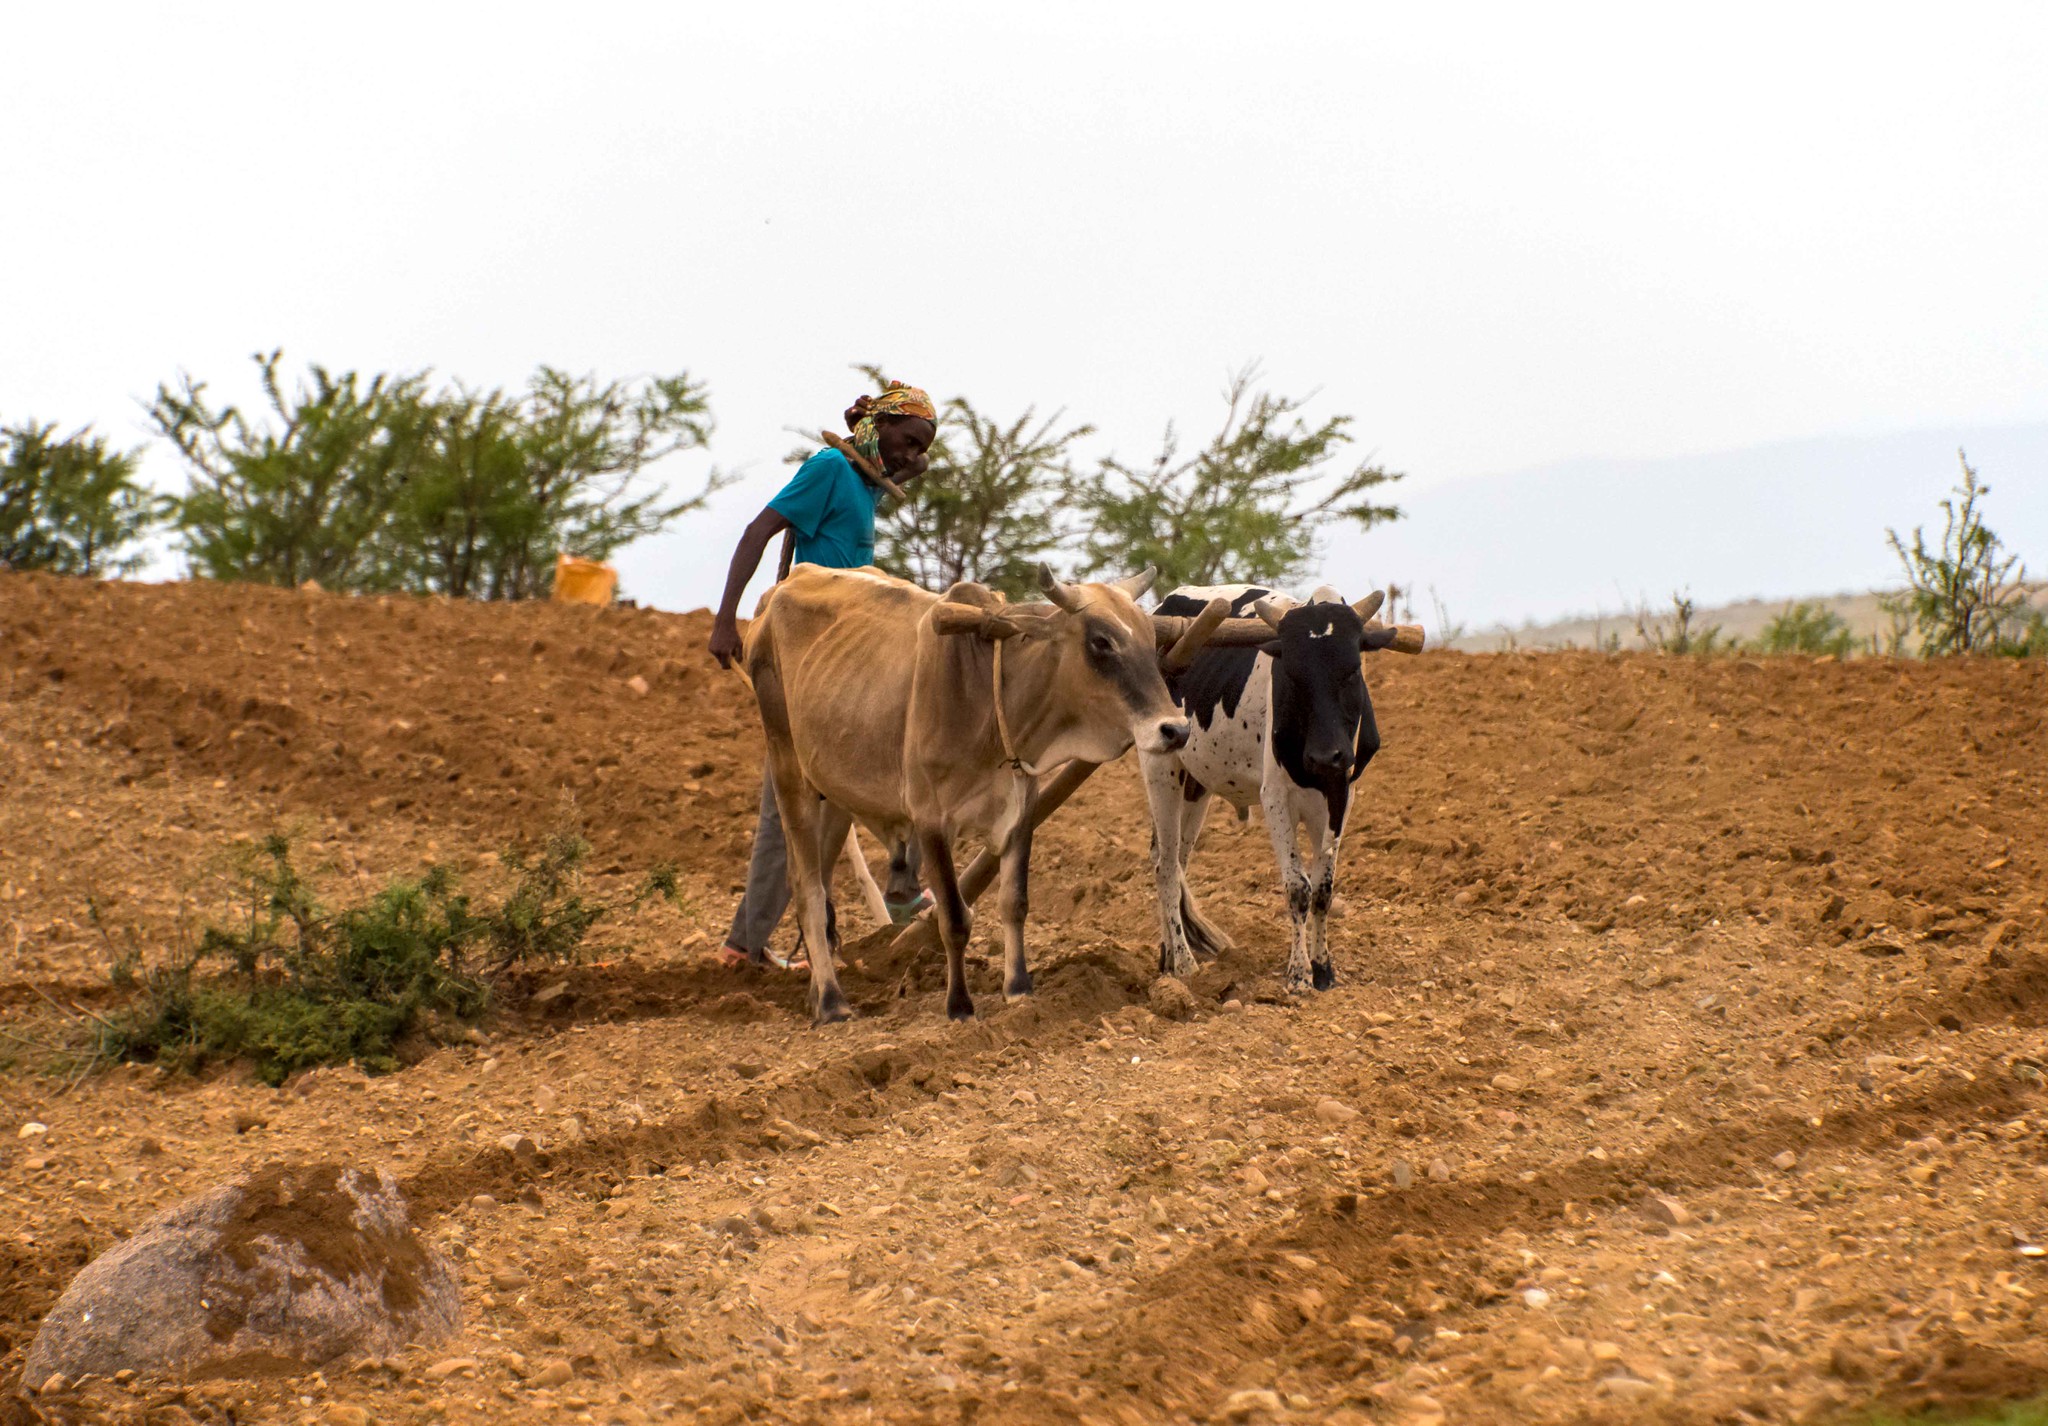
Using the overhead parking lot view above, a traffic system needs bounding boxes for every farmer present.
[707,382,940,969]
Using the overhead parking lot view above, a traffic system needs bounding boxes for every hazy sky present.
[6,3,2044,623]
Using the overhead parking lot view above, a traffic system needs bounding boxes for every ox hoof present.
[946,987,976,1022]
[1159,942,1199,981]
[1311,961,1336,992]
[810,988,853,1027]
[1004,971,1034,1001]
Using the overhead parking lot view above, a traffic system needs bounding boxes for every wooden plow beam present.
[890,591,1426,953]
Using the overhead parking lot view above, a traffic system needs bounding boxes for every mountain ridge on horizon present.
[1324,418,2048,634]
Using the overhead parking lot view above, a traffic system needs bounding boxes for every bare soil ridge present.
[1,572,2045,1424]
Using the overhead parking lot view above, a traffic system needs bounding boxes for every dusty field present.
[2,571,2047,1426]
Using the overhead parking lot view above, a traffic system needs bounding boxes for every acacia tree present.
[391,368,729,599]
[1071,365,1403,589]
[877,394,1093,598]
[0,419,162,576]
[151,352,433,590]
[153,353,724,597]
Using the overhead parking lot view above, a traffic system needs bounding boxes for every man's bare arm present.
[709,508,792,669]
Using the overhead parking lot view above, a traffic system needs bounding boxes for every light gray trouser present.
[725,775,790,956]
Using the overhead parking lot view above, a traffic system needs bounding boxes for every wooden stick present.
[1149,615,1292,649]
[775,529,795,583]
[888,759,1103,955]
[928,603,1027,638]
[819,431,907,500]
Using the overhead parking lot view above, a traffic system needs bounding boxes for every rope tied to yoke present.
[991,636,1040,778]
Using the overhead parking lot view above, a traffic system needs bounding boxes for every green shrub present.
[1995,608,2048,659]
[1884,450,2037,656]
[150,351,730,597]
[1856,1399,2048,1426]
[108,832,619,1084]
[1,419,163,576]
[1755,601,1854,657]
[1635,592,1724,655]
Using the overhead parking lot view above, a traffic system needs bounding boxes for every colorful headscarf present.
[849,381,936,472]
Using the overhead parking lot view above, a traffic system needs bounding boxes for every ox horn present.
[1037,562,1084,613]
[1252,595,1290,632]
[1112,565,1158,599]
[1351,590,1386,624]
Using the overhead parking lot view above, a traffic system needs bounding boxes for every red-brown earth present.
[1,571,2045,1425]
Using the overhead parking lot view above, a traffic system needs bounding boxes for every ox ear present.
[1252,596,1290,632]
[1037,563,1084,613]
[1112,565,1158,599]
[1360,624,1400,652]
[1351,590,1386,624]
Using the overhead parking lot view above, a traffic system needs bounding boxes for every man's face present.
[877,414,937,480]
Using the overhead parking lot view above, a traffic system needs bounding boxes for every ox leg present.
[998,783,1037,1001]
[771,763,851,1026]
[814,803,857,963]
[1262,781,1313,995]
[920,830,976,1022]
[1176,792,1237,961]
[1302,798,1339,991]
[1141,753,1196,978]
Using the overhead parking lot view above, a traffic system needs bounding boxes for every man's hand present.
[709,616,743,670]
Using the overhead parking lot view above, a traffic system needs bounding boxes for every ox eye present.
[1088,632,1114,658]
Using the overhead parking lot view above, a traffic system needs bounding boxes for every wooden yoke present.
[1365,621,1428,655]
[1162,597,1230,673]
[928,595,1428,659]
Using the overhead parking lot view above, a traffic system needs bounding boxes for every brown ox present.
[744,563,1189,1024]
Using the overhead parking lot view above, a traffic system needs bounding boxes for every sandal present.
[711,944,758,971]
[768,944,812,974]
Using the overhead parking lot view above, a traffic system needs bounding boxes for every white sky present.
[6,2,2045,623]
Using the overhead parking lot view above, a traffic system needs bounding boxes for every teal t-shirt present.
[768,447,879,570]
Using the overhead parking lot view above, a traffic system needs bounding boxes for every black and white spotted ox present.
[1140,584,1399,993]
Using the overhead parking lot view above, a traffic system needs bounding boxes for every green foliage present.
[878,392,1093,598]
[1855,1399,2048,1426]
[1071,365,1403,589]
[151,353,434,589]
[107,832,611,1084]
[389,368,732,599]
[1997,608,2048,659]
[1,419,162,576]
[151,351,728,597]
[1884,450,2037,656]
[1755,601,1854,657]
[1635,592,1725,655]
[481,832,607,972]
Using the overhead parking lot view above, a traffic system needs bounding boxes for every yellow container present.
[552,554,618,606]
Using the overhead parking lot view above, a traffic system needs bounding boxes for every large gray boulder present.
[26,1163,459,1385]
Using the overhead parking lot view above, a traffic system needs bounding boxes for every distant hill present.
[1319,421,2048,636]
[1441,585,2047,653]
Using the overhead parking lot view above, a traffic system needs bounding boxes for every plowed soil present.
[2,571,2046,1426]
